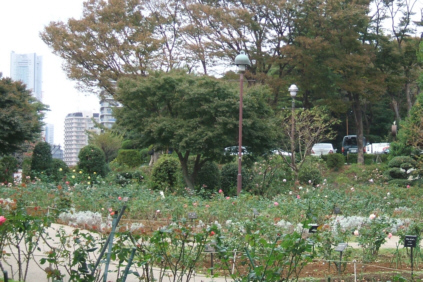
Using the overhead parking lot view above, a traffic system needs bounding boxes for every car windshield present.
[314,144,332,149]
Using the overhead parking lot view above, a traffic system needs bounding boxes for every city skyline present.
[0,0,98,147]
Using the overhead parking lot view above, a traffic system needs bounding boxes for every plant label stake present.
[188,212,197,225]
[405,235,417,280]
[252,208,259,218]
[308,224,318,253]
[205,244,215,276]
[3,270,8,282]
[334,243,347,275]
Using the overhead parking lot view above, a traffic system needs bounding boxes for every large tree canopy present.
[114,71,278,189]
[41,0,422,165]
[0,78,48,156]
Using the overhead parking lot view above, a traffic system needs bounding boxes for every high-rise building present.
[10,52,43,101]
[44,124,54,145]
[64,112,100,166]
[99,97,120,129]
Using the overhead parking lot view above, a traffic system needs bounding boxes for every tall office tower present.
[10,52,43,101]
[64,112,100,166]
[44,124,55,145]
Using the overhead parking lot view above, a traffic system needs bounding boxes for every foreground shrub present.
[78,145,108,177]
[326,153,345,170]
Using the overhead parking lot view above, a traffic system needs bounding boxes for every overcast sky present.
[0,0,98,147]
[0,0,422,147]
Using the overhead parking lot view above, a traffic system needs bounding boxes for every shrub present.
[298,159,322,185]
[0,156,18,183]
[388,156,417,168]
[31,142,52,173]
[326,153,345,171]
[116,149,142,167]
[196,161,220,191]
[344,154,375,165]
[249,156,293,197]
[121,139,137,149]
[115,171,145,186]
[220,163,249,196]
[50,159,70,183]
[386,168,407,179]
[77,145,108,177]
[139,148,150,164]
[151,155,180,192]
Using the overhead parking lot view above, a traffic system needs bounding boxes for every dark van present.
[341,135,367,155]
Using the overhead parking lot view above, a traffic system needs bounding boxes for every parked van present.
[341,135,367,155]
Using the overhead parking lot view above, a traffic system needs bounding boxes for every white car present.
[272,149,292,156]
[311,143,336,156]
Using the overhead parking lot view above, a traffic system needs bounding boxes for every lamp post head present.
[234,51,251,73]
[288,84,298,98]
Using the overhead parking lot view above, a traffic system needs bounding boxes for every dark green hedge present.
[116,149,142,167]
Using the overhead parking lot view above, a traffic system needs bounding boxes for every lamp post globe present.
[289,84,298,97]
[234,51,251,196]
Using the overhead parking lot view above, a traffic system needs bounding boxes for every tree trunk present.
[177,151,196,190]
[351,93,365,165]
[392,99,401,123]
[406,82,412,115]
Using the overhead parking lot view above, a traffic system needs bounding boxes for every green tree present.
[0,78,47,156]
[114,71,278,190]
[0,156,19,184]
[88,131,122,163]
[40,0,160,96]
[31,142,52,173]
[77,145,108,177]
[396,92,423,150]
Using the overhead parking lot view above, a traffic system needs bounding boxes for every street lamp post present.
[289,84,298,168]
[234,51,251,196]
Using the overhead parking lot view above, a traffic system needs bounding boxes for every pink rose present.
[219,189,223,193]
[0,216,6,226]
[354,230,359,236]
[296,195,300,199]
[226,197,230,200]
[388,233,393,239]
[407,185,410,188]
[118,196,122,200]
[369,214,376,220]
[274,202,279,206]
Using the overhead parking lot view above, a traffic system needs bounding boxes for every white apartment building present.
[64,112,100,166]
[10,52,43,101]
[99,98,119,129]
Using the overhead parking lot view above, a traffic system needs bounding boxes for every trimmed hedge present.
[325,153,345,171]
[388,156,417,168]
[116,149,142,167]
